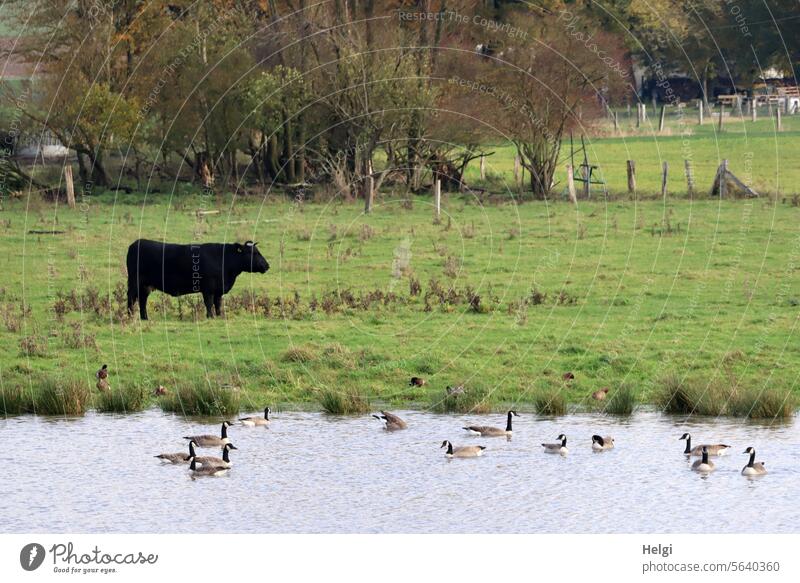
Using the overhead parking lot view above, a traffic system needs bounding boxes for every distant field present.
[1,191,799,413]
[465,113,800,198]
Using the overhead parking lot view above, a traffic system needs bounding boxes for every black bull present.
[126,239,269,320]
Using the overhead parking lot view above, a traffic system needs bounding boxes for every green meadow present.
[2,117,800,416]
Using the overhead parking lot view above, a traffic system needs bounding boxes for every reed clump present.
[603,383,637,415]
[533,390,567,416]
[34,376,91,416]
[429,386,494,414]
[95,385,149,413]
[159,378,241,416]
[318,388,370,414]
[729,387,796,419]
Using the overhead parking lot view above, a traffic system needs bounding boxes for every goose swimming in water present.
[463,410,518,437]
[183,421,232,448]
[542,434,569,454]
[440,440,486,458]
[372,410,407,430]
[679,433,730,456]
[741,447,767,476]
[591,435,615,451]
[240,407,270,427]
[691,446,716,472]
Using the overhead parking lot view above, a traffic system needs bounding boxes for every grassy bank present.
[1,190,799,418]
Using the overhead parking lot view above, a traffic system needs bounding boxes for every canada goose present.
[96,364,108,380]
[542,434,568,454]
[591,434,615,450]
[372,410,407,430]
[188,456,229,477]
[741,447,767,476]
[194,443,238,469]
[155,439,197,464]
[440,440,485,458]
[183,421,232,447]
[691,447,715,472]
[409,377,426,387]
[679,433,731,456]
[240,407,270,427]
[592,387,609,400]
[463,410,518,436]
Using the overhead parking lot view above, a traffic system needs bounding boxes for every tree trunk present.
[282,114,296,183]
[194,151,214,188]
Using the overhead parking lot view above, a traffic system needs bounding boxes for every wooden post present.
[479,155,485,180]
[582,164,590,199]
[626,160,636,194]
[514,155,521,188]
[613,111,619,132]
[776,107,782,131]
[641,103,647,122]
[736,95,743,116]
[626,103,631,120]
[719,159,728,198]
[659,105,666,132]
[433,178,441,222]
[64,165,75,209]
[661,161,669,198]
[768,101,773,118]
[784,97,790,114]
[698,100,704,125]
[363,175,374,214]
[684,159,695,196]
[751,100,757,122]
[718,103,724,131]
[651,94,657,112]
[636,104,641,128]
[566,164,577,204]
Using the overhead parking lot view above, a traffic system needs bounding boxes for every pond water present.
[2,409,798,533]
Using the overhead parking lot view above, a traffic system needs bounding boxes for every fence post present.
[751,100,757,122]
[433,178,441,222]
[698,100,704,125]
[582,164,590,199]
[566,164,577,204]
[719,159,728,198]
[613,111,619,132]
[363,175,374,214]
[684,159,695,196]
[64,165,75,209]
[661,161,669,198]
[718,103,725,131]
[479,154,485,181]
[776,107,782,131]
[626,160,636,194]
[659,105,667,132]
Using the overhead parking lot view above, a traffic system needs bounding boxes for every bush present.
[603,383,637,415]
[318,388,370,415]
[159,379,240,416]
[730,388,795,419]
[34,377,91,416]
[533,390,567,416]
[95,385,149,413]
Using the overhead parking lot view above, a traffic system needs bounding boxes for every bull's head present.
[236,241,269,273]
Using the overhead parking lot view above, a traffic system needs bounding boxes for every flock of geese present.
[154,407,768,477]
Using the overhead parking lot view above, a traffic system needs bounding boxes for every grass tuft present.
[656,374,727,416]
[282,345,317,363]
[34,376,91,416]
[0,383,33,415]
[603,383,637,415]
[159,378,240,416]
[533,390,567,416]
[429,386,494,414]
[95,385,149,413]
[317,388,370,414]
[730,387,796,419]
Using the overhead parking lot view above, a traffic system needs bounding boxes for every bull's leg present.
[202,292,214,318]
[213,294,222,317]
[139,288,150,320]
[127,285,137,315]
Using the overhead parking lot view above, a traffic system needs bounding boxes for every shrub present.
[20,335,48,357]
[730,388,795,419]
[603,383,637,415]
[34,377,91,416]
[318,388,370,415]
[533,390,567,416]
[159,379,240,416]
